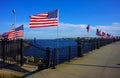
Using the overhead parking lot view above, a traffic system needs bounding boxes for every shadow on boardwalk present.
[0,62,41,78]
[22,68,45,78]
[4,64,30,73]
[65,63,120,69]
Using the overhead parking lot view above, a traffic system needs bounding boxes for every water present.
[32,39,77,48]
[23,39,77,57]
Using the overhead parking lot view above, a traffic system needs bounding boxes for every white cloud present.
[3,21,120,39]
[59,23,87,28]
[15,22,120,39]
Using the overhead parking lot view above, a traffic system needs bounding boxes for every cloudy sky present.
[0,0,120,39]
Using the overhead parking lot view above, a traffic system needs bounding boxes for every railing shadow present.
[0,61,47,78]
[22,67,46,78]
[3,64,29,73]
[65,63,120,68]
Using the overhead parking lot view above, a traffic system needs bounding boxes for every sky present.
[0,0,120,39]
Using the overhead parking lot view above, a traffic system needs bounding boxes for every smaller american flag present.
[86,24,90,32]
[101,32,107,38]
[106,33,113,38]
[2,32,8,39]
[1,25,24,40]
[15,25,24,37]
[96,29,102,36]
[8,29,16,40]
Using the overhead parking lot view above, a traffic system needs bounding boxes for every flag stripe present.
[30,18,58,22]
[29,23,58,27]
[16,30,24,37]
[30,22,58,25]
[29,25,57,28]
[8,30,16,39]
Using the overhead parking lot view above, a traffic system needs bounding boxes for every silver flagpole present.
[57,9,59,65]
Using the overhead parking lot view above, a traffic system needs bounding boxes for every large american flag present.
[29,9,58,28]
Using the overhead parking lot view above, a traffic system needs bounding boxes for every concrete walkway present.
[25,41,120,78]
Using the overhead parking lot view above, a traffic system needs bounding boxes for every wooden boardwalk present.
[25,41,120,78]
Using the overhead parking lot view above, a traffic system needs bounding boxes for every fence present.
[50,38,116,69]
[23,38,120,70]
[0,38,119,69]
[0,39,23,68]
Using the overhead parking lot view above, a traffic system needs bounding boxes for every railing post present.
[2,40,5,63]
[68,46,71,62]
[46,47,50,68]
[90,39,92,51]
[97,39,100,49]
[51,48,56,69]
[95,39,97,49]
[20,39,23,66]
[77,40,83,57]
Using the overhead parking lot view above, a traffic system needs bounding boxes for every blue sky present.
[0,0,120,39]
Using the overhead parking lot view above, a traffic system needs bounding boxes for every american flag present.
[106,33,113,38]
[8,29,16,40]
[15,25,24,37]
[29,9,58,28]
[86,24,90,32]
[2,25,24,40]
[2,30,16,40]
[96,29,102,36]
[2,32,8,39]
[101,32,107,38]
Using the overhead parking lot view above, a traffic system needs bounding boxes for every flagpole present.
[87,24,90,39]
[12,9,16,39]
[56,9,59,65]
[88,31,89,39]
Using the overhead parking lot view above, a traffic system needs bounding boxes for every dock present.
[25,41,120,78]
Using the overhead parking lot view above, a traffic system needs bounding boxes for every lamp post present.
[12,9,16,29]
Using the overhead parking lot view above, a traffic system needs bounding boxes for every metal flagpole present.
[88,30,89,39]
[87,24,90,39]
[56,9,59,65]
[12,9,16,39]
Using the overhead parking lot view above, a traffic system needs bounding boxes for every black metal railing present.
[21,38,120,70]
[50,38,120,69]
[0,38,120,70]
[0,39,23,68]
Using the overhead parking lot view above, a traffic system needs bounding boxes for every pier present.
[25,41,120,78]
